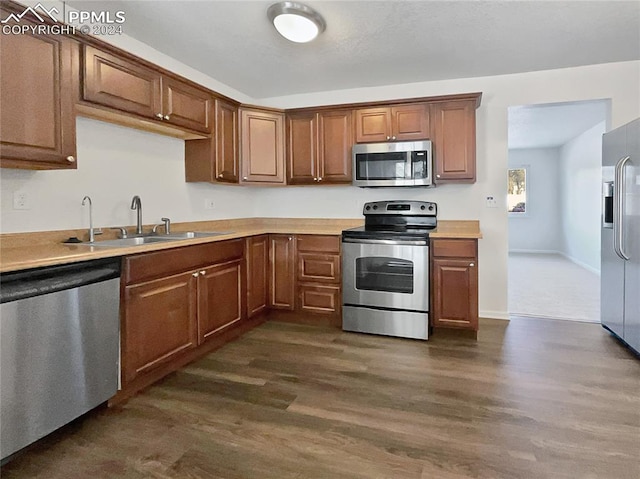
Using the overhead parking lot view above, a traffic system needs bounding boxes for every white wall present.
[507,148,562,253]
[0,118,255,232]
[1,43,639,319]
[559,121,606,273]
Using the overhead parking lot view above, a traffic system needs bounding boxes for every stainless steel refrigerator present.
[601,118,640,355]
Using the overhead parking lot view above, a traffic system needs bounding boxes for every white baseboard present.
[508,249,562,255]
[480,310,510,320]
[558,252,601,276]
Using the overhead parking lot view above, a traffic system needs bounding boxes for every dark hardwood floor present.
[3,317,639,478]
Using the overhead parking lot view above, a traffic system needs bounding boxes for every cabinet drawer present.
[296,235,340,253]
[125,239,244,284]
[298,284,341,315]
[432,239,476,258]
[298,253,340,283]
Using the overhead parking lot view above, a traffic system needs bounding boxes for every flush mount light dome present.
[267,2,326,43]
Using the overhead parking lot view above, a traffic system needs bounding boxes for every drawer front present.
[298,284,341,315]
[298,253,340,283]
[296,235,340,253]
[432,239,476,258]
[125,239,244,284]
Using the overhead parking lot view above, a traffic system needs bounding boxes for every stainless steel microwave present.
[352,140,433,187]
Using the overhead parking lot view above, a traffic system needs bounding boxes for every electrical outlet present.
[204,198,215,210]
[485,196,497,208]
[13,191,30,210]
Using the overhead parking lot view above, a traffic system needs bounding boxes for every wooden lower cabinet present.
[123,272,198,384]
[198,260,243,343]
[246,235,268,318]
[296,235,341,317]
[299,283,341,315]
[431,239,479,331]
[269,234,296,309]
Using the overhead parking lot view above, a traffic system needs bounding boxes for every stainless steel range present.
[341,200,437,340]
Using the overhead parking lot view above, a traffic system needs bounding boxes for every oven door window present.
[355,152,410,180]
[355,257,414,293]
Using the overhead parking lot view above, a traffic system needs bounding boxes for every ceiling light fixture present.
[267,2,326,43]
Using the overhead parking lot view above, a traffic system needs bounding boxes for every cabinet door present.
[298,253,341,283]
[298,284,341,315]
[162,77,212,133]
[391,104,429,141]
[123,272,197,384]
[269,235,296,310]
[0,26,76,169]
[431,100,476,182]
[431,258,478,330]
[215,99,239,183]
[246,236,268,318]
[198,260,243,343]
[318,110,352,183]
[354,107,390,143]
[286,112,317,184]
[82,45,162,120]
[240,109,285,183]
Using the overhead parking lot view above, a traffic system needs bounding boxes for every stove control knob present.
[365,205,371,210]
[372,205,378,210]
[420,205,426,210]
[428,205,434,211]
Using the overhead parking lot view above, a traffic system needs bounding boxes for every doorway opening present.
[507,99,609,322]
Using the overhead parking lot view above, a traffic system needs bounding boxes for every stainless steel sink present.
[81,231,230,247]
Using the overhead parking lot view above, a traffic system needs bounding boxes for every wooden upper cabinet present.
[286,109,352,184]
[82,45,212,134]
[431,100,477,182]
[82,45,162,119]
[240,108,285,184]
[215,99,239,182]
[318,110,352,183]
[161,77,212,133]
[0,21,76,169]
[287,112,317,184]
[355,103,428,143]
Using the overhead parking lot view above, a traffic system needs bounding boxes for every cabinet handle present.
[243,176,248,181]
[386,136,390,140]
[469,263,475,267]
[156,113,163,119]
[164,115,170,121]
[391,136,396,140]
[218,174,223,178]
[199,270,206,276]
[288,237,292,241]
[192,272,199,277]
[436,174,441,178]
[66,156,75,163]
[318,177,322,182]
[313,177,318,181]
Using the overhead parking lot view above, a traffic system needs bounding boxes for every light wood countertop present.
[0,218,481,273]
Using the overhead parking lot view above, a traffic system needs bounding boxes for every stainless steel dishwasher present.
[0,258,121,462]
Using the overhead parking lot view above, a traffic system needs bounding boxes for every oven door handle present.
[342,238,428,246]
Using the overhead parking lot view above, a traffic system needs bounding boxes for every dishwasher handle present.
[1,258,121,304]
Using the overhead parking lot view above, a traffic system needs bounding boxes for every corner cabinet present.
[354,103,429,143]
[0,13,77,170]
[430,100,477,183]
[240,108,286,184]
[286,109,352,184]
[431,239,479,332]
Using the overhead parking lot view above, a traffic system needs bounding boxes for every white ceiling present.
[508,100,609,149]
[66,1,640,99]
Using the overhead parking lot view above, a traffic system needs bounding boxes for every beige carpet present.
[508,252,600,322]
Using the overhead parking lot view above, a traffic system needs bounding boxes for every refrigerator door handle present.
[614,155,631,260]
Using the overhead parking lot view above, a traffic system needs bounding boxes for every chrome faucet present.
[130,195,143,235]
[81,196,102,242]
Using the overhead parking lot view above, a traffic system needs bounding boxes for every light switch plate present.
[204,199,215,209]
[13,191,30,210]
[486,196,498,208]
